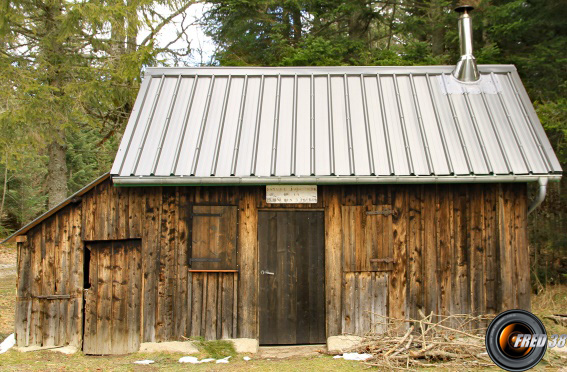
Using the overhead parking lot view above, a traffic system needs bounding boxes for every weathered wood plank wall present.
[188,272,238,340]
[15,180,530,348]
[16,202,83,348]
[342,272,388,335]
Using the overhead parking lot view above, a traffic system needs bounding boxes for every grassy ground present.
[532,284,567,336]
[0,243,565,370]
[1,351,373,372]
[0,348,563,371]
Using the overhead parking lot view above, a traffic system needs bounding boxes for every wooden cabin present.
[4,65,561,354]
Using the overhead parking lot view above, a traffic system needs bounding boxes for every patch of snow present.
[179,356,225,364]
[179,356,200,364]
[243,356,251,361]
[0,334,15,354]
[333,352,372,361]
[134,360,155,365]
[216,356,231,364]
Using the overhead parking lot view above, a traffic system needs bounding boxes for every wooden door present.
[258,211,325,345]
[83,240,142,355]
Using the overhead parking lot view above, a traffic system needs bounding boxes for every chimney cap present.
[455,5,474,13]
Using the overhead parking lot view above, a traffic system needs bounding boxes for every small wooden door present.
[190,206,237,270]
[83,240,142,355]
[342,205,394,272]
[258,211,325,345]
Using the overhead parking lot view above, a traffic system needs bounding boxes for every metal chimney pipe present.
[452,5,480,82]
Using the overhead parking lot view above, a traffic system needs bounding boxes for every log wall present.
[15,180,530,348]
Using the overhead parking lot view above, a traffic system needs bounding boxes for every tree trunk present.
[42,2,68,209]
[0,151,7,222]
[110,0,126,57]
[387,4,397,50]
[430,0,445,56]
[126,0,138,54]
[348,1,370,41]
[431,24,445,56]
[47,138,67,208]
[292,8,302,42]
[282,7,292,41]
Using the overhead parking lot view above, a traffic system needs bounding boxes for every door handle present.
[260,270,274,275]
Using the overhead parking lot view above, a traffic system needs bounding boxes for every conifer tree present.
[0,0,195,212]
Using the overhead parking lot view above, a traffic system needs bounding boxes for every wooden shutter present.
[190,206,237,270]
[342,206,393,272]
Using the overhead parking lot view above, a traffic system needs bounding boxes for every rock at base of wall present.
[14,345,78,354]
[52,346,78,355]
[326,335,363,353]
[139,341,199,354]
[225,338,259,354]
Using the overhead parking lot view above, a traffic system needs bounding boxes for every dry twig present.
[345,312,496,369]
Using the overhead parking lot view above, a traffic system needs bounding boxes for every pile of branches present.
[355,311,496,369]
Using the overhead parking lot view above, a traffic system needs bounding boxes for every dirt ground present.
[0,243,16,340]
[0,244,565,371]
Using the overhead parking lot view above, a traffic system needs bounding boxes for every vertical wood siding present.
[342,272,388,335]
[188,272,238,340]
[16,203,83,348]
[15,180,530,348]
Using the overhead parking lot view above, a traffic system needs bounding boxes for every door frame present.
[256,209,326,344]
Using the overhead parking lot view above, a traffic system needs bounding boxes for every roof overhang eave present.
[112,174,562,186]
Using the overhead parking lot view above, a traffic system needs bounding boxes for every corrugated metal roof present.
[111,65,562,183]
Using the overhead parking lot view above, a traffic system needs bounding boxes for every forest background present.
[0,0,565,285]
